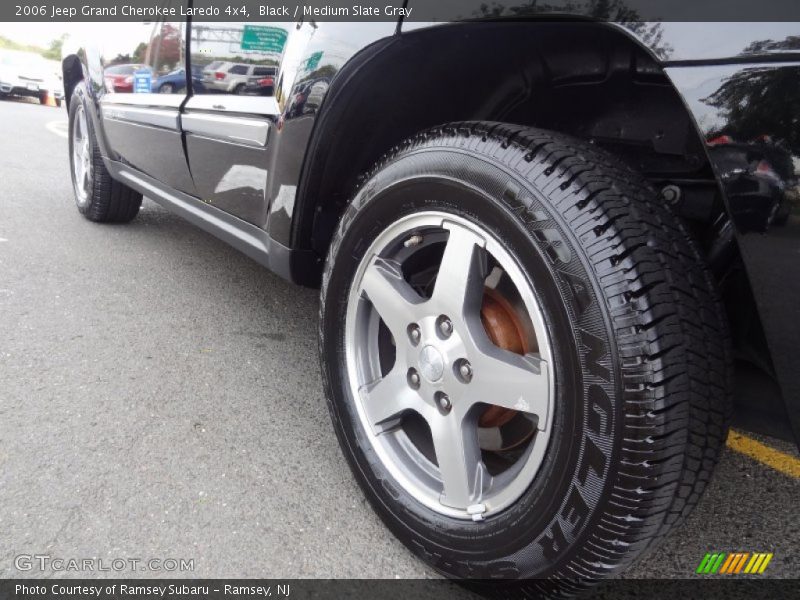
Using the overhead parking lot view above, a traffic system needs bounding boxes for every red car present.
[103,64,150,93]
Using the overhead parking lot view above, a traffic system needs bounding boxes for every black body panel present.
[668,62,800,443]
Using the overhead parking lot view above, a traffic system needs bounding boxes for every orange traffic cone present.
[44,92,57,107]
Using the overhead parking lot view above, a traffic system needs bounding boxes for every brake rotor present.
[479,287,537,451]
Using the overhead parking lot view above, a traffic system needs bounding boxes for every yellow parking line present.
[726,430,800,479]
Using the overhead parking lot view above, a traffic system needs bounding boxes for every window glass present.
[192,23,288,97]
[102,21,186,95]
[252,67,276,77]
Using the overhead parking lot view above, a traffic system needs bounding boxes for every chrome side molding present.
[100,104,179,130]
[181,112,270,147]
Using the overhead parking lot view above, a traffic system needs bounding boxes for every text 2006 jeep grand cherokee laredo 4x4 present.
[62,7,800,592]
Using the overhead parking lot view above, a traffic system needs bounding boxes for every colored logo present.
[696,552,773,575]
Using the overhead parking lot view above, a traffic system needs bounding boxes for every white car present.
[46,59,65,105]
[201,61,274,94]
[0,50,61,105]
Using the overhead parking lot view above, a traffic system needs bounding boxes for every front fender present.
[61,34,115,162]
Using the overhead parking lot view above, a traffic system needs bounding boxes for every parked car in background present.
[302,78,329,114]
[202,61,277,94]
[285,79,314,117]
[707,135,796,232]
[242,66,277,96]
[46,60,64,105]
[103,64,151,93]
[152,65,204,94]
[0,49,61,105]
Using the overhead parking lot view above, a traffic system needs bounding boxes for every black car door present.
[99,13,195,196]
[182,22,295,226]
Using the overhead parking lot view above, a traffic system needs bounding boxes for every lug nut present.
[407,368,421,389]
[437,316,453,338]
[436,392,452,413]
[457,360,473,383]
[408,324,421,345]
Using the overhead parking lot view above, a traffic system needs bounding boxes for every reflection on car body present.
[302,79,329,114]
[103,63,151,93]
[202,61,278,95]
[707,135,797,232]
[152,65,204,94]
[243,66,277,96]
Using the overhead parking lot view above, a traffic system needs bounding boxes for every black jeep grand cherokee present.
[62,8,800,590]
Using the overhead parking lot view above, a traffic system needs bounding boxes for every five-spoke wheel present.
[68,82,142,222]
[71,104,92,208]
[345,213,553,519]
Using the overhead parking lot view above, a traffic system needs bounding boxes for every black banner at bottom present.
[3,579,800,600]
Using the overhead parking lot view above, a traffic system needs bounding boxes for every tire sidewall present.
[67,85,93,214]
[321,146,623,579]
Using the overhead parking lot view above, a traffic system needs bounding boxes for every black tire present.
[68,83,142,223]
[55,98,62,108]
[159,83,174,94]
[233,83,246,95]
[319,122,731,589]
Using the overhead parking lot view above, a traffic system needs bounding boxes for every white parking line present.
[46,120,69,139]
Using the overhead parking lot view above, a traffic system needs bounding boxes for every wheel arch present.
[292,21,718,257]
[293,20,798,445]
[61,53,84,111]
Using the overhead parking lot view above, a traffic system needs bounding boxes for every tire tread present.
[320,121,732,586]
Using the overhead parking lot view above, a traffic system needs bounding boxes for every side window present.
[252,67,276,77]
[102,21,187,95]
[192,23,288,97]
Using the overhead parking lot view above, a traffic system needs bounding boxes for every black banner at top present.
[4,0,800,22]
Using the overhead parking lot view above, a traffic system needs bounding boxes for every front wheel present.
[319,122,731,588]
[68,83,142,222]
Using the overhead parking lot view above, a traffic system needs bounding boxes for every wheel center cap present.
[419,345,445,382]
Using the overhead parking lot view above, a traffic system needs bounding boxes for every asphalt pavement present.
[0,98,798,584]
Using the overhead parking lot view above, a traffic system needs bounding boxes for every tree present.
[132,42,148,64]
[703,65,800,155]
[0,35,47,56]
[147,23,182,73]
[43,35,66,60]
[109,53,132,66]
[702,35,800,154]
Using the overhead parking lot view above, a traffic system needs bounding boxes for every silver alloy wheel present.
[72,104,92,207]
[345,212,554,520]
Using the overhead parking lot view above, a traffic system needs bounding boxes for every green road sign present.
[241,25,287,54]
[304,51,323,71]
